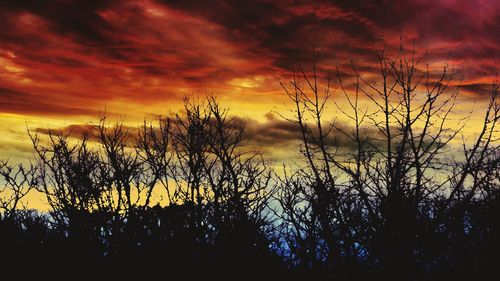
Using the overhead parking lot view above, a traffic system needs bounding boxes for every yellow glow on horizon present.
[229,76,265,89]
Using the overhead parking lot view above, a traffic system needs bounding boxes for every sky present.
[0,0,499,162]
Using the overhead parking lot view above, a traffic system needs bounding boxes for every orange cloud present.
[0,0,497,118]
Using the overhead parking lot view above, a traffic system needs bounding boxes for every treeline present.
[1,50,499,280]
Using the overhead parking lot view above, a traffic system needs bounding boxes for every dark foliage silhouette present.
[0,47,498,280]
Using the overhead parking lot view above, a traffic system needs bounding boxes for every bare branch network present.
[1,47,499,280]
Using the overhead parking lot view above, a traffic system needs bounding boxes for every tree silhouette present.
[0,46,498,280]
[276,46,499,280]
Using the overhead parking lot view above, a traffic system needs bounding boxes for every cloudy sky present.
[0,0,498,161]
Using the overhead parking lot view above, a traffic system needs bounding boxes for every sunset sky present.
[0,0,499,162]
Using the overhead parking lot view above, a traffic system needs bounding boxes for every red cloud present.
[0,0,497,117]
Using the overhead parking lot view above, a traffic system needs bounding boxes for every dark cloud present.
[34,112,381,154]
[0,0,118,45]
[461,83,497,98]
[0,87,98,116]
[243,113,383,153]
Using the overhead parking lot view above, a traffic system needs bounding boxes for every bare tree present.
[137,116,174,205]
[203,97,274,240]
[0,160,37,217]
[275,44,495,279]
[95,117,157,213]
